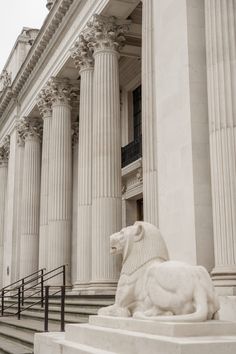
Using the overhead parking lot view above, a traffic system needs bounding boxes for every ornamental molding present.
[70,34,94,71]
[122,158,143,199]
[0,70,12,93]
[47,0,56,10]
[85,14,131,53]
[16,117,43,143]
[0,0,74,118]
[47,77,79,106]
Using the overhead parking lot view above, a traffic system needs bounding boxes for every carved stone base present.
[72,281,117,296]
[35,316,236,354]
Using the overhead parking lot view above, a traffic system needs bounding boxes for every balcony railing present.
[121,135,142,168]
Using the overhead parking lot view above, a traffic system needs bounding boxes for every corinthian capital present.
[86,15,130,53]
[70,34,94,71]
[0,135,10,165]
[47,77,79,106]
[37,85,52,118]
[16,117,43,142]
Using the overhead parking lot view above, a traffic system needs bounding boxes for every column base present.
[72,281,117,296]
[211,266,236,289]
[72,282,91,295]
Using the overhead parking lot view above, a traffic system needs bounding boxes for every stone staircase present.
[0,295,114,354]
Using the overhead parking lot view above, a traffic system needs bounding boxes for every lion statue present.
[98,221,220,322]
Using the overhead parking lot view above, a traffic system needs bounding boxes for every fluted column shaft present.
[141,0,158,226]
[20,120,42,278]
[0,159,8,288]
[85,15,129,291]
[205,0,236,287]
[11,135,24,282]
[76,67,94,288]
[37,92,52,271]
[71,36,94,290]
[39,114,51,270]
[92,48,121,288]
[47,78,78,284]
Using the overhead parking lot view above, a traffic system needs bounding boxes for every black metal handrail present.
[0,265,67,332]
[1,268,45,295]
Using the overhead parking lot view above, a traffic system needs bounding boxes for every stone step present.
[3,302,102,315]
[0,317,60,333]
[3,295,114,307]
[0,322,34,348]
[0,295,114,353]
[0,335,33,354]
[4,309,89,324]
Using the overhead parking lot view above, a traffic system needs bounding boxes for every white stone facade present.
[0,0,235,320]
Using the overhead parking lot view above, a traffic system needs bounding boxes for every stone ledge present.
[89,315,236,337]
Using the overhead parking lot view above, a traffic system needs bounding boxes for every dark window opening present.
[122,85,142,167]
[137,198,143,221]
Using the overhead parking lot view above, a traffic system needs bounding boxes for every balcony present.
[121,135,142,168]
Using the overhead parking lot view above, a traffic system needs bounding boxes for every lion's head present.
[110,222,169,275]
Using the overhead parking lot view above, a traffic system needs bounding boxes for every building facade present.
[0,0,236,320]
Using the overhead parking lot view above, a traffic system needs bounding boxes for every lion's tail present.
[135,286,212,323]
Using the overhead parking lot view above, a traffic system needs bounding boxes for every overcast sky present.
[0,0,48,72]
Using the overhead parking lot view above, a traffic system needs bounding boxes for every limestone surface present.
[98,222,220,322]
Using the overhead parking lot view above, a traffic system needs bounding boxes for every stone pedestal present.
[205,0,236,290]
[35,316,236,354]
[86,15,129,293]
[19,118,42,278]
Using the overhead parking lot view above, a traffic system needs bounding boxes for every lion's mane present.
[121,222,169,275]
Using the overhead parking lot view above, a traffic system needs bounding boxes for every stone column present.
[71,35,94,291]
[18,117,42,278]
[37,88,52,271]
[205,0,236,290]
[71,121,79,285]
[141,0,158,226]
[87,15,129,292]
[47,77,79,284]
[0,137,10,288]
[11,129,25,282]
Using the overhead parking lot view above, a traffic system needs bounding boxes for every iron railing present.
[0,265,67,332]
[121,135,142,168]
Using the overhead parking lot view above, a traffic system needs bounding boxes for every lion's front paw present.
[98,305,131,317]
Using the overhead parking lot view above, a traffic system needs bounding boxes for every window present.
[121,85,142,167]
[133,85,142,140]
[137,198,143,221]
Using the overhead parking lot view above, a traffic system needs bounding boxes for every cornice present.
[0,0,74,119]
